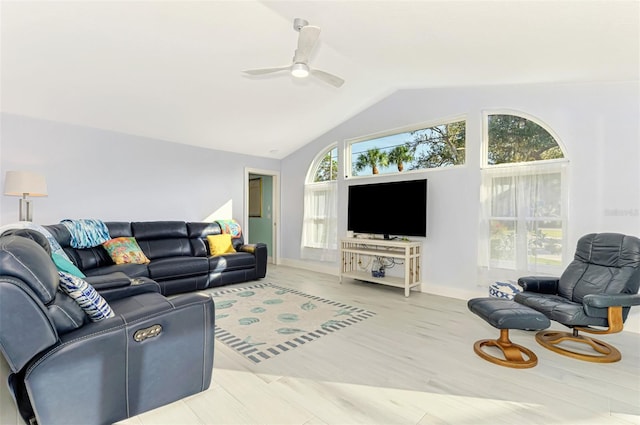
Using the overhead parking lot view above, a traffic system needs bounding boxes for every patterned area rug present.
[211,283,376,363]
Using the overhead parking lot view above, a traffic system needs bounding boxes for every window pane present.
[486,172,564,270]
[487,115,564,165]
[313,147,338,182]
[519,172,562,218]
[490,220,516,265]
[527,220,563,267]
[350,120,465,176]
[301,182,338,251]
[490,176,516,217]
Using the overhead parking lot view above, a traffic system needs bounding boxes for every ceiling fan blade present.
[243,66,290,76]
[311,69,345,88]
[294,25,320,63]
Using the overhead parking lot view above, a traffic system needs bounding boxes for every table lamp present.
[4,171,48,221]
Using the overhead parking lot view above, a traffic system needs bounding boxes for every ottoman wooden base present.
[468,297,551,369]
[474,329,538,368]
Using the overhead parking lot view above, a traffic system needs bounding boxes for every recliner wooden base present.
[474,329,538,369]
[535,330,622,363]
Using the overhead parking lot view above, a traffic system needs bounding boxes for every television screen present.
[347,179,427,238]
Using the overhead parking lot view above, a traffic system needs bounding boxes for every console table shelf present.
[340,238,422,297]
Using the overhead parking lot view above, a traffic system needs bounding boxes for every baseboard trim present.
[277,259,482,300]
[278,258,339,276]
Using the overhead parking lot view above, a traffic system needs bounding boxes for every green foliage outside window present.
[409,121,466,169]
[313,148,338,182]
[487,115,564,165]
[354,147,389,175]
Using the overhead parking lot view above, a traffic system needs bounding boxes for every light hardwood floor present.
[2,265,640,424]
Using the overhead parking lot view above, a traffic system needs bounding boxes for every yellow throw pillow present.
[207,234,236,256]
[102,237,150,265]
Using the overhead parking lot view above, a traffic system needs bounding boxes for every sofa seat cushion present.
[148,256,209,280]
[209,252,255,273]
[84,263,150,279]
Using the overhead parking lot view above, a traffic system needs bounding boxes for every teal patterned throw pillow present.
[58,271,115,322]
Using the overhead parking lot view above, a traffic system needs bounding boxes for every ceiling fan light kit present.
[291,63,310,78]
[243,18,344,88]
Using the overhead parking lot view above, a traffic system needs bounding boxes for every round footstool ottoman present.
[468,297,550,368]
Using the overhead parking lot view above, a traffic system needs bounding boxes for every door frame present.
[244,167,280,265]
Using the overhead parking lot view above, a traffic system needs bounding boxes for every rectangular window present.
[479,163,567,276]
[348,119,465,177]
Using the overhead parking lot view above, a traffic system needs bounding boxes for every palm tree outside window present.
[348,118,466,177]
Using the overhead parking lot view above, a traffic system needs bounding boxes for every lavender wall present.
[280,81,640,330]
[0,113,280,226]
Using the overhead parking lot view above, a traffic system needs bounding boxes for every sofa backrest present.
[0,235,89,371]
[131,221,192,260]
[188,222,222,256]
[44,220,246,271]
[45,224,113,271]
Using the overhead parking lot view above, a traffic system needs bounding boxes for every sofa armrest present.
[517,276,559,294]
[85,272,131,290]
[23,291,215,425]
[239,243,257,254]
[240,242,267,278]
[86,273,161,302]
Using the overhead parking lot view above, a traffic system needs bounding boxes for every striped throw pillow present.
[58,271,115,322]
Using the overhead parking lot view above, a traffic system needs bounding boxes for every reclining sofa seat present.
[0,233,215,425]
[44,221,268,295]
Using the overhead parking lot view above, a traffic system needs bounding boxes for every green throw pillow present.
[52,252,86,278]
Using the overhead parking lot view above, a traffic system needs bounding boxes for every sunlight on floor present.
[207,367,640,425]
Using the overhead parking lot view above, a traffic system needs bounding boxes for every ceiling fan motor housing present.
[293,18,309,32]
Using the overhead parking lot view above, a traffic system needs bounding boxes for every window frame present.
[479,110,570,275]
[345,115,467,179]
[482,164,569,273]
[302,143,339,252]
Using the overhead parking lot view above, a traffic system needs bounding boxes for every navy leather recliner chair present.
[515,232,640,363]
[0,233,215,425]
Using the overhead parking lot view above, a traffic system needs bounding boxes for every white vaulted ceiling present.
[1,1,638,159]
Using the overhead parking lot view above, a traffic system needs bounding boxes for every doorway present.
[245,167,279,265]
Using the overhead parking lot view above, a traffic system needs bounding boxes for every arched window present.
[301,145,338,261]
[311,146,339,182]
[479,112,568,280]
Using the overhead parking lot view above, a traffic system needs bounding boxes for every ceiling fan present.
[243,18,345,88]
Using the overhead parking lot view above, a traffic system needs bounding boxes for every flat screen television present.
[347,179,427,239]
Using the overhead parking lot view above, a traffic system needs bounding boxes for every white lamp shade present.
[4,171,48,197]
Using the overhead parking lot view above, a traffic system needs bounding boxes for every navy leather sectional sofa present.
[44,220,268,295]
